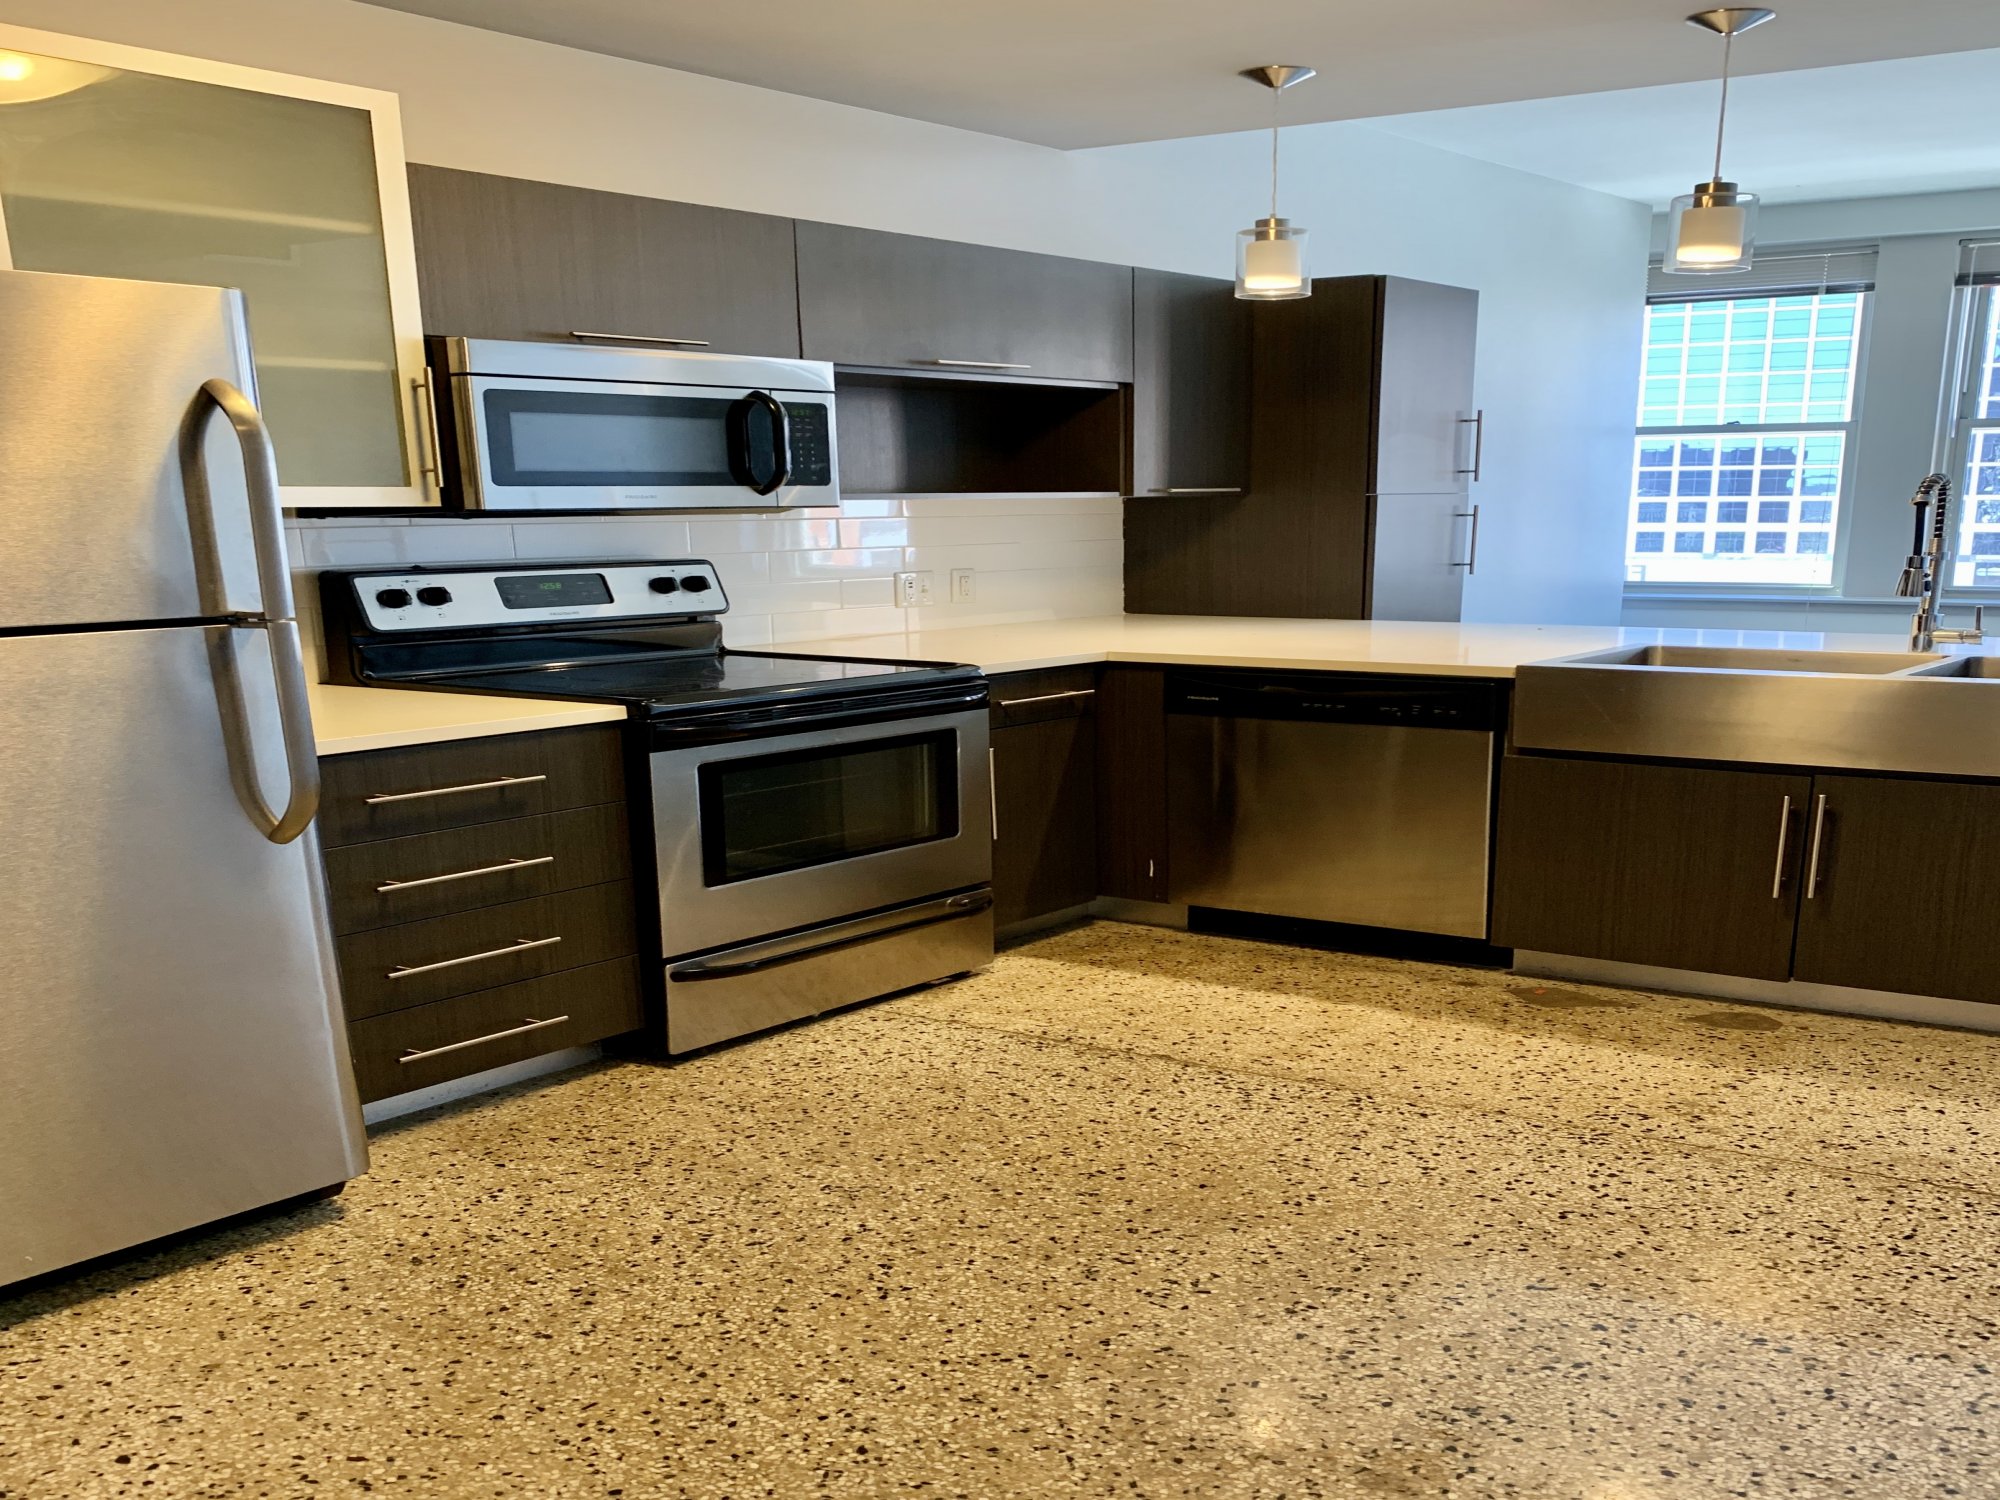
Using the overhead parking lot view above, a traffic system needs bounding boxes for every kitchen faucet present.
[1895,471,1984,650]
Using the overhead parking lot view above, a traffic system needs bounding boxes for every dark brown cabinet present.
[1126,275,1478,622]
[1791,775,2000,1003]
[989,669,1100,929]
[406,165,802,356]
[795,220,1134,384]
[319,725,643,1103]
[1129,268,1251,499]
[1492,755,1810,982]
[1094,666,1171,902]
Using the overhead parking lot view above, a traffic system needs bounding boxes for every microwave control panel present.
[783,403,833,487]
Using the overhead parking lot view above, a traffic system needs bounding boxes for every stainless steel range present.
[320,561,993,1052]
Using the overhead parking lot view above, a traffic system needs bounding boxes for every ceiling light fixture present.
[1235,64,1315,301]
[1667,8,1776,274]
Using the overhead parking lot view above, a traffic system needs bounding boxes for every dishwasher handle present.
[1164,671,1503,733]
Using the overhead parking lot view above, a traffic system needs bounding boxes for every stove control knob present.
[681,575,713,594]
[416,585,453,607]
[374,587,412,610]
[648,576,682,594]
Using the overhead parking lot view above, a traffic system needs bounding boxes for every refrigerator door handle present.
[183,379,320,843]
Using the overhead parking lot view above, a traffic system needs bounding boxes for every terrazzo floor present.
[6,921,2000,1499]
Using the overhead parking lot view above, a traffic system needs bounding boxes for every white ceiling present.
[354,0,2000,151]
[1371,47,2000,207]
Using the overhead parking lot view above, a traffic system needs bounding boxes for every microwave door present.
[455,375,835,512]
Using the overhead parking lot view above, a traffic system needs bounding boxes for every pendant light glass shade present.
[1668,180,1760,272]
[1237,217,1309,300]
[1665,9,1775,276]
[1234,65,1314,302]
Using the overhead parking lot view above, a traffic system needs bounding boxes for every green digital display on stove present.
[494,572,614,610]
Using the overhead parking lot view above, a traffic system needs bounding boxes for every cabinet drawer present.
[346,957,644,1104]
[337,881,637,1020]
[324,803,632,934]
[989,667,1099,729]
[318,726,624,847]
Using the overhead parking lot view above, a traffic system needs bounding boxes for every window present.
[1627,291,1866,587]
[1950,280,2000,587]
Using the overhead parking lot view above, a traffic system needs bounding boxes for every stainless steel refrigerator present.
[0,268,365,1288]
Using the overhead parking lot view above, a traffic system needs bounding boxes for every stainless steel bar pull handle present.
[182,377,320,844]
[988,747,1000,840]
[398,1015,570,1065]
[570,330,711,347]
[1769,794,1793,899]
[998,689,1097,708]
[928,358,1031,370]
[1456,410,1485,481]
[389,935,562,980]
[1805,793,1830,899]
[376,854,554,894]
[1144,488,1243,496]
[1451,506,1482,573]
[410,372,441,490]
[365,773,547,805]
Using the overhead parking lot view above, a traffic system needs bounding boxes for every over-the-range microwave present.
[426,337,839,512]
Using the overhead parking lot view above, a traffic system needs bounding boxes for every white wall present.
[16,0,1651,637]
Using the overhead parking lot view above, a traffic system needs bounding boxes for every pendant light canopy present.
[1235,64,1315,301]
[1667,8,1776,275]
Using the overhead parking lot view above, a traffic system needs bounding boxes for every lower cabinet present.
[1492,755,1810,982]
[1791,774,2000,1003]
[1496,754,2000,1004]
[318,726,643,1103]
[989,668,1100,928]
[1095,667,1171,901]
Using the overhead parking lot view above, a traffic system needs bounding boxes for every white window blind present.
[1957,239,2000,289]
[1647,245,1878,303]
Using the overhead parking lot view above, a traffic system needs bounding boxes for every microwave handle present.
[728,390,793,497]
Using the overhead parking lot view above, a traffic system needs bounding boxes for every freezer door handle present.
[184,379,320,843]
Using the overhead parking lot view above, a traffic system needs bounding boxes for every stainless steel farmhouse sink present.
[1550,643,1945,675]
[1511,643,2000,778]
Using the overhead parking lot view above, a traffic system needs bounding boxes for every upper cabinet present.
[0,24,431,508]
[796,221,1134,385]
[405,166,801,358]
[1130,269,1251,498]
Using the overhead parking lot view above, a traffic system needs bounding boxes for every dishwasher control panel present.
[1164,670,1503,732]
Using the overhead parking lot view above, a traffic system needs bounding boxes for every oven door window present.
[699,731,960,886]
[483,388,739,487]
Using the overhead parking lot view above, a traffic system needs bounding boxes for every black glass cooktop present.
[411,649,974,714]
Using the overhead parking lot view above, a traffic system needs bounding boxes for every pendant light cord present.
[1269,89,1281,221]
[1712,30,1734,181]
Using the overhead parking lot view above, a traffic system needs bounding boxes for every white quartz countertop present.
[790,614,1980,678]
[309,682,627,757]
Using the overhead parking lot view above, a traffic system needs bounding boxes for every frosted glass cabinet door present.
[0,26,431,507]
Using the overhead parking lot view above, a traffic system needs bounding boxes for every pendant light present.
[1667,8,1776,274]
[1235,64,1316,301]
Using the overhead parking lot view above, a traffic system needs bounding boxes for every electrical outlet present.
[894,571,936,607]
[950,568,976,603]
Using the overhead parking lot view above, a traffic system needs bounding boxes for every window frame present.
[1624,287,1873,596]
[1943,281,2000,593]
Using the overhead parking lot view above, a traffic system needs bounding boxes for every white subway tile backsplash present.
[839,577,897,609]
[505,517,694,560]
[288,493,1120,659]
[838,517,913,549]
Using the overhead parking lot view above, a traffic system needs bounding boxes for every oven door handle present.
[727,389,792,497]
[669,890,993,982]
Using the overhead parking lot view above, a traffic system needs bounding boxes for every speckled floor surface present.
[6,922,2000,1499]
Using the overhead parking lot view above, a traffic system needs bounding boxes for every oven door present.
[651,707,991,958]
[454,375,838,511]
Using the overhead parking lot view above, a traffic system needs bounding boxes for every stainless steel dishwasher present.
[1166,670,1502,940]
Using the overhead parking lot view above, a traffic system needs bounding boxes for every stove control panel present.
[347,560,729,632]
